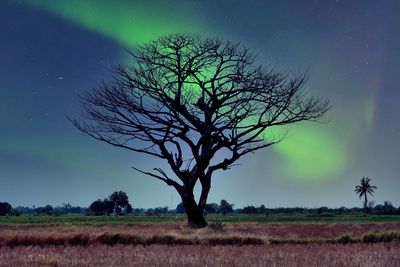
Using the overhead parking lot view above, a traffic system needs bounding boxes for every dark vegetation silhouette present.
[0,202,11,216]
[175,202,186,214]
[355,177,377,213]
[109,191,132,215]
[88,200,112,216]
[2,199,400,217]
[34,205,54,215]
[204,203,219,214]
[87,191,132,216]
[177,199,234,215]
[71,33,331,227]
[219,199,234,215]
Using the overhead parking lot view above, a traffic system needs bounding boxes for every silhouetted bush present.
[241,205,259,214]
[34,205,54,215]
[175,203,186,213]
[154,206,169,214]
[373,201,396,215]
[362,233,380,243]
[362,232,400,243]
[338,234,354,244]
[0,202,11,216]
[87,200,108,216]
[9,208,20,216]
[219,200,234,215]
[204,203,219,214]
[87,191,133,216]
[208,221,224,231]
[109,191,131,215]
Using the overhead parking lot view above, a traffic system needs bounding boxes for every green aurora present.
[16,0,378,181]
[19,0,205,47]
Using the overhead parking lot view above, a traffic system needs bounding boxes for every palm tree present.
[355,177,377,212]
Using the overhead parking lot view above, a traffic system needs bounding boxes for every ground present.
[0,214,399,266]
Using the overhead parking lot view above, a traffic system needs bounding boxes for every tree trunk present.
[180,192,207,228]
[364,194,368,213]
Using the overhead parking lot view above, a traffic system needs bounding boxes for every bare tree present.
[72,34,329,227]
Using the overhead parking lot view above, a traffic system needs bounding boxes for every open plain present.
[0,215,399,266]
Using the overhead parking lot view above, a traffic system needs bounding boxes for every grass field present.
[1,243,399,267]
[1,214,400,224]
[0,215,399,266]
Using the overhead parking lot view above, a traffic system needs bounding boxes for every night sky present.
[1,0,399,209]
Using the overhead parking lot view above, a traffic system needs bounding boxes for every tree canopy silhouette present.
[0,202,11,216]
[72,34,329,227]
[355,177,377,212]
[109,191,131,215]
[87,191,132,216]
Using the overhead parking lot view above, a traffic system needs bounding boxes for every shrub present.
[207,237,264,246]
[338,234,354,244]
[175,202,186,213]
[9,208,20,216]
[219,200,234,215]
[362,233,380,243]
[87,200,107,216]
[380,232,400,242]
[67,234,90,246]
[208,221,224,231]
[0,202,12,216]
[96,233,143,245]
[204,203,219,214]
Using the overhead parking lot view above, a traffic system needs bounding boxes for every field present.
[0,215,399,266]
[1,243,399,266]
[1,214,400,224]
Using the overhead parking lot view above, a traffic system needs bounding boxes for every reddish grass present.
[0,243,399,267]
[2,222,399,238]
[0,222,399,247]
[0,223,399,266]
[226,223,400,239]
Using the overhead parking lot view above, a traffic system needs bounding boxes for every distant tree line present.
[1,199,400,217]
[0,202,83,216]
[0,202,12,216]
[15,204,83,216]
[174,200,234,215]
[235,202,400,215]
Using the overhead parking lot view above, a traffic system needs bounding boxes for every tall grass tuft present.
[362,232,400,243]
[208,221,224,231]
[338,234,354,244]
[96,233,143,245]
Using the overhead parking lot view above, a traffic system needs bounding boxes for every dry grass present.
[0,223,399,266]
[0,243,399,267]
[0,222,399,247]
